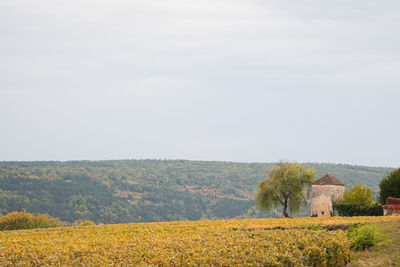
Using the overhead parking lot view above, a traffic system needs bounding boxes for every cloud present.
[0,0,399,166]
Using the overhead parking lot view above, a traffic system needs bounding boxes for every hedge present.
[332,203,383,217]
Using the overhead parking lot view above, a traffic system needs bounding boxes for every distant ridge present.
[0,160,393,223]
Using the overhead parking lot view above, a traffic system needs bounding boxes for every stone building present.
[310,174,345,217]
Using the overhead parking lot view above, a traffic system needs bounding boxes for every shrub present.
[333,203,383,217]
[79,220,96,226]
[347,224,378,250]
[0,211,63,231]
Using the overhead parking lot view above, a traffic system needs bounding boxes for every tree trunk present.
[282,199,290,218]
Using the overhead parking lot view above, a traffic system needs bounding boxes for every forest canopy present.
[0,160,392,223]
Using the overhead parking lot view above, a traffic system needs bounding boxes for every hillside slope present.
[0,160,392,223]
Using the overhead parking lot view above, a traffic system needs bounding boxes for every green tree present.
[379,168,400,204]
[339,184,374,206]
[255,162,316,218]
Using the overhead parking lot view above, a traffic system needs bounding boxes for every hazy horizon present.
[0,158,395,169]
[1,0,399,167]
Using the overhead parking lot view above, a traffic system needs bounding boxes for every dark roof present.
[312,174,345,186]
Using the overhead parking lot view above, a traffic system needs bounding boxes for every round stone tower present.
[310,174,345,217]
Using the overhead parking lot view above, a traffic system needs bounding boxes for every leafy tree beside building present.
[255,162,315,218]
[333,184,382,216]
[339,184,375,206]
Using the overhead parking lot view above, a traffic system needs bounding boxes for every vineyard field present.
[1,216,400,266]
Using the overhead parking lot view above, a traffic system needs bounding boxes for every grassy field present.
[1,216,400,266]
[349,220,400,266]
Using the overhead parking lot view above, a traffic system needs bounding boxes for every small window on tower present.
[321,211,325,215]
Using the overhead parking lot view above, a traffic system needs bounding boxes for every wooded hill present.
[0,160,392,224]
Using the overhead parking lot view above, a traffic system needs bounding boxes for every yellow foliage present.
[0,211,63,231]
[76,220,96,227]
[0,216,399,266]
[339,184,375,206]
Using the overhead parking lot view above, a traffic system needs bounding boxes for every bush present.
[0,211,63,231]
[347,224,378,250]
[333,203,383,217]
[79,220,96,226]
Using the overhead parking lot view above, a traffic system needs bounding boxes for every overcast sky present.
[1,0,399,167]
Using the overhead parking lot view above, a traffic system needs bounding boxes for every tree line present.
[0,160,393,223]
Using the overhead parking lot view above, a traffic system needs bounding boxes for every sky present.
[0,0,399,167]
